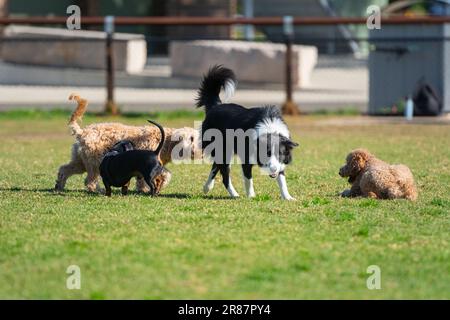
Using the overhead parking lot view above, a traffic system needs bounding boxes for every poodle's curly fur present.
[55,94,200,193]
[339,149,418,200]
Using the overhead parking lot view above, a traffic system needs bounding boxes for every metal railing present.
[2,15,450,114]
[3,16,450,25]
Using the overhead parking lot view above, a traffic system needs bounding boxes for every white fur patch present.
[260,157,285,177]
[241,168,256,198]
[203,170,216,194]
[255,118,290,139]
[277,174,295,201]
[226,182,239,198]
[222,79,236,103]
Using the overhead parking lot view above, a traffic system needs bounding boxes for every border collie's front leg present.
[203,163,219,194]
[241,164,256,198]
[276,171,295,201]
[218,164,239,198]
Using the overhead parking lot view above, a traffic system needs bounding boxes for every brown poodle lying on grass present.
[55,94,201,193]
[339,149,418,200]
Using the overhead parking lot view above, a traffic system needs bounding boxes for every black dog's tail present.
[147,120,165,156]
[195,65,237,113]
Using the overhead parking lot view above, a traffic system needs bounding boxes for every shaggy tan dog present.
[339,149,418,200]
[55,94,201,193]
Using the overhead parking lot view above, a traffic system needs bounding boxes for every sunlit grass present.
[0,112,449,299]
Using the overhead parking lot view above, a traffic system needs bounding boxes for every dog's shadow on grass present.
[0,187,234,200]
[0,187,58,193]
[0,187,239,200]
[0,187,181,198]
[0,187,104,197]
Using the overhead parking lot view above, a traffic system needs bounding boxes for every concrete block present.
[1,25,147,73]
[170,40,318,88]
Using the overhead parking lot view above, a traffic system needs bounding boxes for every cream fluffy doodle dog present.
[55,94,201,193]
[339,149,418,200]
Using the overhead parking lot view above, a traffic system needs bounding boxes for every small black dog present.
[100,120,165,197]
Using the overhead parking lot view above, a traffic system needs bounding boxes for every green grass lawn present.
[0,111,449,299]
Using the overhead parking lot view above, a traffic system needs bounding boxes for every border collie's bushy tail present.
[68,93,88,137]
[195,65,236,112]
[147,120,165,156]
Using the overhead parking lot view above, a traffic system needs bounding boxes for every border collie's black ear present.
[286,140,299,148]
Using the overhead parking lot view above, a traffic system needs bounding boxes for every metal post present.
[104,15,118,115]
[281,16,300,116]
[243,0,255,40]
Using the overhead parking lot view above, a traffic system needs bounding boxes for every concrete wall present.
[170,40,317,88]
[1,26,147,73]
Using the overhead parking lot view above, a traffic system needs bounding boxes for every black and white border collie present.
[196,65,299,200]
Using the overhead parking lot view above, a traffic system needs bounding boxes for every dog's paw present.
[341,189,351,197]
[226,187,239,198]
[203,181,215,194]
[283,195,296,201]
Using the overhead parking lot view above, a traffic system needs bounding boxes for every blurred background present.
[0,0,449,116]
